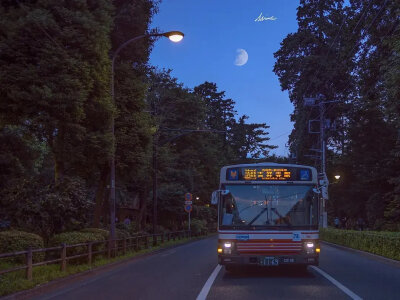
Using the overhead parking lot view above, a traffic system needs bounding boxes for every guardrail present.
[0,230,205,281]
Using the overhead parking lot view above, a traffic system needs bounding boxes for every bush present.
[80,228,109,239]
[0,230,44,263]
[115,229,130,239]
[116,222,138,235]
[188,219,207,235]
[1,177,93,241]
[320,228,400,261]
[49,231,105,258]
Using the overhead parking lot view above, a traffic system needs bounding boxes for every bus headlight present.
[304,241,315,254]
[224,242,232,248]
[222,241,233,254]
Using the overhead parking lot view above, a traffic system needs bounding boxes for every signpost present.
[184,193,193,231]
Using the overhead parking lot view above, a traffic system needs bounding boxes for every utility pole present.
[319,97,328,228]
[304,95,339,228]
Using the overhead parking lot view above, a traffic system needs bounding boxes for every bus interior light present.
[316,248,321,253]
[224,242,232,248]
[218,248,223,253]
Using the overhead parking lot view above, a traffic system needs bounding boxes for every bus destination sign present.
[226,167,312,182]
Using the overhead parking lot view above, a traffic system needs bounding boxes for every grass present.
[0,235,209,297]
[320,228,400,261]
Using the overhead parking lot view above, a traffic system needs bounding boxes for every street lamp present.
[110,31,184,240]
[334,175,341,180]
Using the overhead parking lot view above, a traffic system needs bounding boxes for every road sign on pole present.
[184,193,192,201]
[184,204,192,213]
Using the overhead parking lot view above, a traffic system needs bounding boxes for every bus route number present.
[292,232,301,241]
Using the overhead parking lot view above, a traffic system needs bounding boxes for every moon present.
[234,49,248,66]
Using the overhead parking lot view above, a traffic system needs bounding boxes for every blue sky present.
[149,0,300,156]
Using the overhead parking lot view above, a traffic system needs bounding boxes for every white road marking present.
[196,264,222,300]
[310,266,363,300]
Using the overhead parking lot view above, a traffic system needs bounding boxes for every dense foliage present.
[0,1,276,240]
[273,0,400,230]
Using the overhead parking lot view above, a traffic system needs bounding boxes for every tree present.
[0,0,114,184]
[273,0,400,229]
[230,115,277,161]
[92,0,158,228]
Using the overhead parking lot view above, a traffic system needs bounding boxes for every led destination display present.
[226,167,312,182]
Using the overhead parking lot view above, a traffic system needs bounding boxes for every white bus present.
[211,162,321,271]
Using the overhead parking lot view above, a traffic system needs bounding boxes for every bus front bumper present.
[218,254,319,266]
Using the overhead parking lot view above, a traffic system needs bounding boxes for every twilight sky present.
[149,0,300,156]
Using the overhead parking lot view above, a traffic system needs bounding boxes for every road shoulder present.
[2,235,215,300]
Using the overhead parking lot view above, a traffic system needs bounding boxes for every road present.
[28,236,400,300]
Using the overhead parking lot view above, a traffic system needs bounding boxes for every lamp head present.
[162,31,184,42]
[334,175,341,180]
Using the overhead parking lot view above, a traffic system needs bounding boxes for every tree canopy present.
[0,0,277,236]
[273,0,400,230]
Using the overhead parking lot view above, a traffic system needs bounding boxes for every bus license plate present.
[262,257,279,266]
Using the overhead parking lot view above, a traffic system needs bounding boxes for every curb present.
[1,234,216,300]
[321,240,400,268]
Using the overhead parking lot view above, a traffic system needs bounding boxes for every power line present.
[302,12,348,97]
[302,0,374,101]
[311,0,390,121]
[269,130,292,141]
[320,0,392,120]
[16,0,69,58]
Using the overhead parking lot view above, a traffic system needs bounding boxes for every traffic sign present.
[184,204,192,213]
[184,193,192,201]
[185,201,192,205]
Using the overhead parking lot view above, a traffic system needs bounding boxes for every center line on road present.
[310,266,363,300]
[196,264,222,300]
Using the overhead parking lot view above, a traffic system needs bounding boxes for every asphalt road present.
[28,236,400,300]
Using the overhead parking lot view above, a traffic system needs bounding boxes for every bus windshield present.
[219,184,318,230]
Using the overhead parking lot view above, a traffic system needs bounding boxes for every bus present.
[211,162,321,271]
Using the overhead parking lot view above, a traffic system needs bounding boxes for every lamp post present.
[110,31,184,240]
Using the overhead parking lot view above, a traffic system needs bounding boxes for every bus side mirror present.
[211,191,219,205]
[211,190,230,205]
[313,188,321,194]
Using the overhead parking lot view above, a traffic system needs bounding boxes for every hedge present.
[320,228,400,261]
[80,228,132,240]
[0,230,44,263]
[49,231,105,258]
[80,228,110,239]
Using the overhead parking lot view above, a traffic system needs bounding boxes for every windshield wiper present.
[248,207,269,226]
[271,208,292,226]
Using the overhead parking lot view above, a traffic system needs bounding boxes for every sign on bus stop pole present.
[184,193,192,231]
